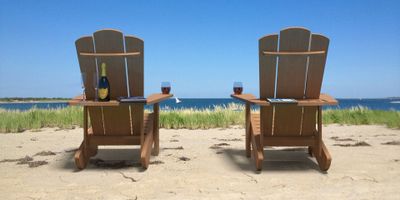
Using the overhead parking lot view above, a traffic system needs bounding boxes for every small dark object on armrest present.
[118,96,147,103]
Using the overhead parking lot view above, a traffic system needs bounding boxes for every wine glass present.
[161,82,171,94]
[233,81,243,95]
[80,72,86,101]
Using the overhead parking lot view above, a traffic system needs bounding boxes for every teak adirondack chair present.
[69,29,172,169]
[232,27,338,171]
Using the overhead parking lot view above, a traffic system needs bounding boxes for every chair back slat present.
[125,36,145,136]
[76,36,96,100]
[276,27,311,98]
[302,34,329,135]
[76,36,104,135]
[259,34,278,136]
[302,107,317,136]
[259,34,278,98]
[274,28,310,136]
[93,30,128,99]
[92,29,132,136]
[125,36,144,97]
[273,105,303,136]
[305,34,329,98]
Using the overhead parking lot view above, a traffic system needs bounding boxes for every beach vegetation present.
[0,104,399,133]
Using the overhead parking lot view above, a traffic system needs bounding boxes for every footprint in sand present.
[150,160,164,165]
[162,146,184,150]
[330,136,355,142]
[209,143,230,149]
[333,141,371,147]
[0,156,48,168]
[381,141,400,145]
[33,151,57,156]
[178,156,190,161]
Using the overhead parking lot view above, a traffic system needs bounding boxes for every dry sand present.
[0,125,399,200]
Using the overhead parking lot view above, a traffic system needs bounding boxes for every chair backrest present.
[258,27,329,136]
[75,29,144,136]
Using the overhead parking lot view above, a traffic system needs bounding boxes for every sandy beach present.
[0,125,399,200]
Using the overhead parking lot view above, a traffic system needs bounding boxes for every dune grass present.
[159,104,245,129]
[0,104,399,133]
[323,106,400,129]
[0,107,82,133]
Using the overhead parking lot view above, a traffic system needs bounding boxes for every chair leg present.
[314,141,332,171]
[152,104,160,156]
[251,131,264,171]
[246,130,251,158]
[87,145,98,157]
[245,103,251,158]
[308,146,313,157]
[74,141,89,169]
[75,107,93,169]
[314,106,331,171]
[152,136,159,156]
[141,132,154,169]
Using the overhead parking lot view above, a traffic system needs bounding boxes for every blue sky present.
[0,0,399,98]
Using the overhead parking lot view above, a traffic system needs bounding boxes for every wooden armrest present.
[68,95,84,105]
[231,94,271,106]
[72,95,84,100]
[69,99,120,106]
[146,93,173,105]
[296,94,338,106]
[69,93,173,106]
[232,93,338,106]
[319,93,338,105]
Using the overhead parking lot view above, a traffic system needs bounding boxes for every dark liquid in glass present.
[233,87,243,95]
[162,87,171,94]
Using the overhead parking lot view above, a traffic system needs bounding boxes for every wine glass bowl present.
[233,81,243,95]
[161,82,171,94]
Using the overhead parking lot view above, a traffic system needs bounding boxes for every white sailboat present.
[175,97,181,104]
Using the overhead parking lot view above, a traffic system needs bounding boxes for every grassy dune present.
[323,106,400,129]
[0,107,82,133]
[160,104,245,129]
[0,104,399,133]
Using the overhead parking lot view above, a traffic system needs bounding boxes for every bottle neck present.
[100,63,107,77]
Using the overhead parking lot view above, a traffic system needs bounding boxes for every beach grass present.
[323,106,400,129]
[0,104,399,133]
[0,107,82,133]
[159,104,245,129]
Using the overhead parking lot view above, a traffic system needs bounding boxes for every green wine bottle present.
[98,62,110,101]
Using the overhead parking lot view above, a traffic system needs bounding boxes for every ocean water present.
[0,98,399,111]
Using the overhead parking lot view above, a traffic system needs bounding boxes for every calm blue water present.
[1,98,399,111]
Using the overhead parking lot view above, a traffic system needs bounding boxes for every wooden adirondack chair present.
[69,29,172,169]
[232,27,338,171]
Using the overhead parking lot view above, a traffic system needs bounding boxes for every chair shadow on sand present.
[221,147,325,174]
[55,147,145,172]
